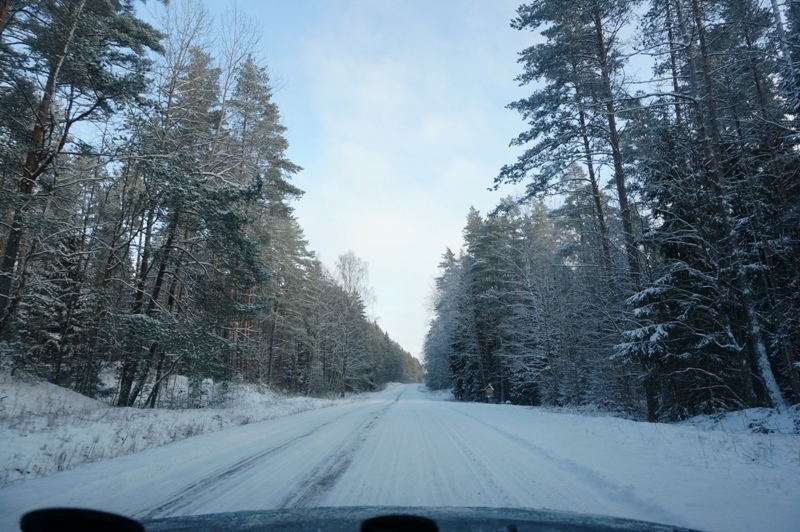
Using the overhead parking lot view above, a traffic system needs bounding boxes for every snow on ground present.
[0,370,355,486]
[0,370,106,419]
[0,383,798,532]
[682,405,800,436]
[419,387,454,401]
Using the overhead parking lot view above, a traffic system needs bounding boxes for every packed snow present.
[0,378,798,531]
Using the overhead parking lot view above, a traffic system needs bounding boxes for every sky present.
[180,0,536,359]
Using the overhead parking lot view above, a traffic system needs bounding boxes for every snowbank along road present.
[1,384,798,531]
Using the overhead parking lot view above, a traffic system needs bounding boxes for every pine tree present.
[0,0,162,328]
[501,0,642,285]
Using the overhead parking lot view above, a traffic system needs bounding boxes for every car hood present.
[141,506,695,531]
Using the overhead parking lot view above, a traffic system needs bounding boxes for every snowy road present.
[1,384,799,531]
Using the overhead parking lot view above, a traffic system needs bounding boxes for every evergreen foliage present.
[425,0,800,420]
[0,0,420,406]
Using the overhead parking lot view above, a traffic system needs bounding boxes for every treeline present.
[0,0,420,406]
[425,0,800,421]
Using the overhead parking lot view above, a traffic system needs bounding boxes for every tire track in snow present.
[137,406,362,519]
[443,404,689,527]
[430,406,518,506]
[277,385,408,509]
[317,387,527,508]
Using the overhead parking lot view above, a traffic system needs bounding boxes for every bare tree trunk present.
[591,6,640,287]
[576,106,612,275]
[0,0,10,38]
[118,211,178,406]
[145,352,166,408]
[266,301,279,385]
[769,0,792,64]
[664,0,683,125]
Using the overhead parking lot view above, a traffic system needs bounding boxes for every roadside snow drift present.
[0,370,351,485]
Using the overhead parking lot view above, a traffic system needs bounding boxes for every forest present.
[0,0,422,407]
[424,0,800,421]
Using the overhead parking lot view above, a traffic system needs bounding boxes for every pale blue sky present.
[154,0,537,359]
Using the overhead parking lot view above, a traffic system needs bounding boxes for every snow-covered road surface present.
[1,384,798,531]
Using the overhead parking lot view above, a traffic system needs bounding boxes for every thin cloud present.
[238,0,531,357]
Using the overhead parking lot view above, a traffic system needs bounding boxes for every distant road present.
[1,384,798,531]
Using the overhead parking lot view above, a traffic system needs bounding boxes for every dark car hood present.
[141,506,695,531]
